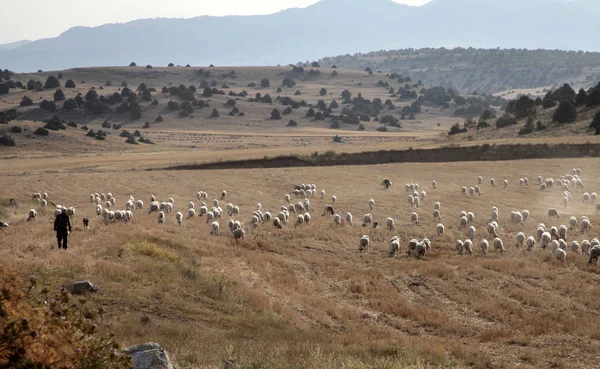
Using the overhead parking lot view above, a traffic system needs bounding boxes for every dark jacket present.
[54,213,72,231]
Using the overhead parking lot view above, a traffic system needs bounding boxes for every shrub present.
[10,125,22,133]
[448,122,467,135]
[0,134,16,146]
[210,108,220,117]
[226,99,236,106]
[330,121,340,129]
[332,70,338,77]
[495,114,518,128]
[85,89,99,101]
[282,78,296,88]
[86,129,96,137]
[125,135,138,144]
[477,120,490,129]
[518,116,535,135]
[553,100,577,123]
[34,127,49,136]
[306,108,315,117]
[0,83,8,95]
[53,89,65,101]
[341,90,351,100]
[129,102,142,120]
[120,130,131,137]
[43,75,60,89]
[155,115,164,122]
[112,123,121,130]
[271,108,281,120]
[203,87,213,97]
[260,78,270,88]
[20,96,33,107]
[145,64,152,69]
[129,62,137,67]
[287,119,297,127]
[210,80,218,87]
[138,136,154,144]
[319,88,327,96]
[168,62,174,67]
[261,94,272,104]
[586,88,600,107]
[67,121,77,128]
[40,100,57,112]
[542,98,557,109]
[575,88,588,106]
[141,90,152,102]
[358,123,365,131]
[376,126,388,132]
[295,90,301,96]
[589,111,600,130]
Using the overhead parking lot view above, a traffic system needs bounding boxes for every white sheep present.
[320,190,326,199]
[368,199,375,210]
[455,240,464,255]
[503,179,509,188]
[461,186,468,196]
[362,214,373,227]
[389,236,400,257]
[221,190,227,200]
[158,211,165,224]
[493,238,505,253]
[206,211,215,224]
[123,210,133,223]
[433,209,442,221]
[27,209,37,221]
[386,217,395,231]
[331,195,337,204]
[469,187,475,196]
[571,241,580,254]
[420,191,427,201]
[474,186,481,195]
[541,232,552,249]
[433,201,440,210]
[492,209,499,222]
[591,193,597,202]
[468,226,476,240]
[490,178,496,187]
[583,193,591,203]
[232,228,245,240]
[435,223,444,236]
[187,208,196,219]
[135,200,144,210]
[458,216,468,230]
[410,212,419,225]
[548,208,560,218]
[174,212,183,225]
[480,239,489,256]
[210,221,220,235]
[467,212,475,223]
[284,194,291,203]
[581,240,591,256]
[515,232,525,248]
[273,217,283,229]
[558,225,567,240]
[96,205,103,215]
[295,214,305,228]
[589,246,600,265]
[380,178,393,189]
[432,180,437,189]
[407,195,415,205]
[581,218,592,233]
[303,213,311,224]
[413,196,420,208]
[345,212,353,226]
[333,214,342,225]
[487,223,498,238]
[526,236,536,251]
[555,248,567,262]
[359,235,370,253]
[463,239,474,255]
[477,176,483,185]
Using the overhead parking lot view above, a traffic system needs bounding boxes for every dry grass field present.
[2,157,600,369]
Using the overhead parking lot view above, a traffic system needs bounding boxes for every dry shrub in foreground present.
[0,266,132,369]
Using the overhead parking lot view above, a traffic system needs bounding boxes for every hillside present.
[2,0,600,72]
[319,48,600,94]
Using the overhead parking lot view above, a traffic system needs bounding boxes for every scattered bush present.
[0,134,16,146]
[145,64,152,69]
[43,75,60,89]
[282,78,296,88]
[53,89,65,101]
[34,127,49,136]
[518,116,535,135]
[9,126,22,133]
[155,115,164,122]
[65,79,76,88]
[260,78,270,88]
[226,99,236,106]
[67,121,77,128]
[320,88,327,96]
[129,62,137,67]
[129,102,142,120]
[448,122,467,135]
[168,63,175,67]
[40,100,57,112]
[125,135,138,144]
[139,136,154,144]
[210,109,220,118]
[495,114,518,128]
[542,98,557,109]
[20,96,33,107]
[376,126,388,132]
[553,100,577,124]
[287,119,297,127]
[0,83,8,95]
[271,108,281,120]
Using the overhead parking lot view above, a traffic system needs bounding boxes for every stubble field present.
[2,157,600,369]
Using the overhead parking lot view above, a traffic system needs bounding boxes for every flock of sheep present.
[6,167,599,266]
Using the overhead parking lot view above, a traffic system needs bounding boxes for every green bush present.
[448,122,467,135]
[125,135,138,144]
[9,126,22,133]
[53,89,65,101]
[34,127,49,136]
[44,115,66,130]
[260,78,270,88]
[43,75,60,89]
[40,100,57,112]
[65,79,76,88]
[270,108,281,120]
[20,96,33,107]
[495,114,518,128]
[552,100,577,124]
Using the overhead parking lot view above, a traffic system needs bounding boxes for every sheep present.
[581,240,591,256]
[469,187,475,196]
[212,199,220,208]
[230,206,240,217]
[458,216,468,230]
[113,210,124,222]
[480,239,489,256]
[456,240,464,255]
[583,193,591,203]
[461,186,468,196]
[491,209,499,222]
[158,211,165,224]
[320,190,326,199]
[359,235,370,253]
[537,176,543,184]
[548,208,559,218]
[571,241,580,254]
[490,178,496,187]
[433,209,442,221]
[386,218,395,231]
[250,214,260,227]
[493,238,505,253]
[263,212,272,222]
[555,248,567,262]
[277,212,288,225]
[210,221,220,235]
[581,218,592,233]
[524,178,529,186]
[95,204,102,215]
[420,191,427,201]
[433,201,440,210]
[413,196,420,208]
[522,210,529,222]
[407,195,415,205]
[206,211,215,224]
[295,214,305,228]
[515,232,525,248]
[345,212,353,226]
[464,239,474,255]
[593,238,600,247]
[322,205,334,216]
[540,232,552,249]
[294,202,306,213]
[27,209,37,221]
[303,213,311,224]
[284,194,291,203]
[368,199,375,210]
[591,193,597,202]
[526,236,536,251]
[405,184,410,192]
[550,226,559,241]
[388,236,400,257]
[331,195,337,204]
[199,205,208,216]
[558,225,567,240]
[407,239,418,255]
[123,211,133,223]
[467,212,475,223]
[503,179,509,188]
[66,207,75,217]
[519,178,524,186]
[226,203,234,215]
[477,176,483,185]
[432,180,437,189]
[273,218,283,229]
[186,208,196,219]
[381,178,392,189]
[331,214,342,225]
[474,186,481,195]
[233,228,245,240]
[221,190,227,200]
[410,212,419,225]
[362,214,373,227]
[32,192,42,200]
[589,246,600,266]
[487,223,498,238]
[465,225,475,241]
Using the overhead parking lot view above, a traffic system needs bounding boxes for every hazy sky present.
[1,0,431,44]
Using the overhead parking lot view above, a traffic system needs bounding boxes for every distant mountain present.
[1,0,599,72]
[0,40,31,51]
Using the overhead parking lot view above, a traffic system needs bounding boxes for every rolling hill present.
[1,0,600,73]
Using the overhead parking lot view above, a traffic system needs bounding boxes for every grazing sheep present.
[550,226,559,241]
[466,225,475,240]
[433,209,442,221]
[519,178,524,186]
[581,218,592,233]
[284,194,291,203]
[389,236,400,257]
[221,190,227,200]
[469,187,475,196]
[410,212,419,225]
[175,212,183,225]
[362,214,373,227]
[526,236,536,251]
[524,178,529,186]
[295,214,305,228]
[432,180,437,189]
[480,239,489,256]
[96,205,102,215]
[589,246,600,265]
[345,212,353,226]
[407,195,415,205]
[407,239,418,255]
[558,225,567,240]
[273,218,283,229]
[381,178,393,189]
[413,196,420,208]
[320,190,326,199]
[233,228,245,240]
[548,208,559,218]
[322,205,334,216]
[493,238,505,253]
[503,179,509,188]
[359,235,370,253]
[571,241,580,254]
[66,207,75,217]
[581,240,591,256]
[474,186,481,195]
[368,199,375,210]
[189,201,195,209]
[386,217,395,231]
[461,186,468,196]
[558,239,567,251]
[537,176,543,184]
[477,176,483,185]
[303,213,311,224]
[467,212,475,223]
[433,201,441,210]
[158,211,165,224]
[206,211,215,224]
[522,210,529,222]
[187,208,196,219]
[420,191,427,201]
[491,209,499,222]
[490,178,496,187]
[555,248,567,262]
[458,216,468,230]
[331,195,337,204]
[591,193,597,202]
[456,240,464,255]
[333,214,342,225]
[135,200,144,210]
[414,242,427,258]
[515,232,525,248]
[487,223,498,238]
[27,209,37,221]
[541,232,552,249]
[210,221,220,235]
[464,239,474,255]
[583,193,591,203]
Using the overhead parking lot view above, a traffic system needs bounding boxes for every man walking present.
[54,208,72,250]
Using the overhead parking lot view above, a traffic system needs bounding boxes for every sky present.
[0,0,431,44]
